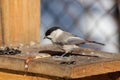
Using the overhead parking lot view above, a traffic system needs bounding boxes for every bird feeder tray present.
[0,44,120,79]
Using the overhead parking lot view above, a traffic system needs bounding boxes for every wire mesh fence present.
[41,0,120,53]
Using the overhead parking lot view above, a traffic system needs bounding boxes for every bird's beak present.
[43,36,46,39]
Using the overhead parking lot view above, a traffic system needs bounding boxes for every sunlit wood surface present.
[0,0,40,46]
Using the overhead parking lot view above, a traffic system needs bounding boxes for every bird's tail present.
[87,40,105,45]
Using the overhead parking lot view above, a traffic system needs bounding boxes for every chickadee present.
[44,26,105,57]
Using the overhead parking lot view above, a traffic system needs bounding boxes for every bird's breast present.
[62,45,79,53]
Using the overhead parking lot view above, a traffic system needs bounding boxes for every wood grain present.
[0,3,3,46]
[0,71,50,80]
[0,45,120,79]
[0,0,40,46]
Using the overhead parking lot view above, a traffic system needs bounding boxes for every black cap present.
[45,26,60,37]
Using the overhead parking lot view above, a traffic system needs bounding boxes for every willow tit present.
[44,26,105,57]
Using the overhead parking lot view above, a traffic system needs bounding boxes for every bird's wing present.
[65,37,86,45]
[54,31,86,45]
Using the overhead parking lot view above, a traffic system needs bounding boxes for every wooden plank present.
[78,74,111,80]
[71,60,120,78]
[0,56,25,71]
[0,70,50,80]
[0,0,40,45]
[0,13,2,45]
[0,69,119,80]
[0,4,3,46]
[28,59,72,78]
[0,45,119,79]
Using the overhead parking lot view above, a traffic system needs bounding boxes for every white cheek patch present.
[47,35,52,38]
[50,29,63,38]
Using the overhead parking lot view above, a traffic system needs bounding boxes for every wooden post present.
[0,8,3,46]
[0,0,40,46]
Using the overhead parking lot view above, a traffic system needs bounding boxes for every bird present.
[44,26,105,57]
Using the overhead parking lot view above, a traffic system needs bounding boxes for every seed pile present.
[0,47,21,55]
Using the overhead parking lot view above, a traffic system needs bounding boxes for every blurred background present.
[41,0,120,53]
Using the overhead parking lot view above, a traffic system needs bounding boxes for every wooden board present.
[0,71,49,80]
[0,45,120,79]
[0,0,40,45]
[0,6,3,46]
